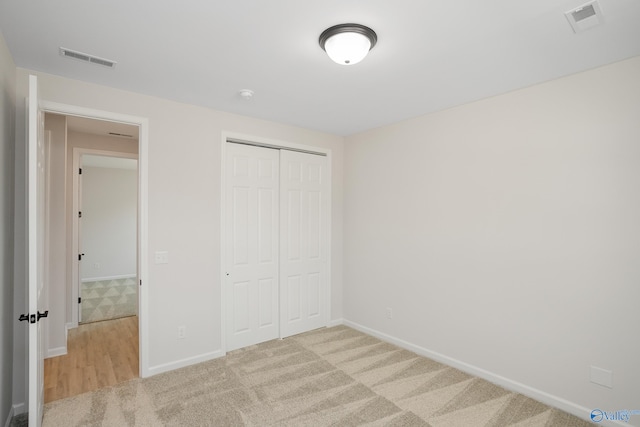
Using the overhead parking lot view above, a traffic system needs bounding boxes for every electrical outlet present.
[590,366,613,388]
[178,326,186,339]
[386,308,393,319]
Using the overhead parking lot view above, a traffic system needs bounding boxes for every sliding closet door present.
[280,150,329,338]
[225,143,280,351]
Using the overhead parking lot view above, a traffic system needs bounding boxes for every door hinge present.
[78,211,82,218]
[78,297,82,304]
[78,253,84,261]
[79,168,82,175]
[139,279,142,286]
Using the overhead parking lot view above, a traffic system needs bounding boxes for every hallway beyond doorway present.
[44,316,139,402]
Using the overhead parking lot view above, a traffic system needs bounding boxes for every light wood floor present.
[44,316,139,403]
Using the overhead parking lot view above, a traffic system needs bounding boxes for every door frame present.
[220,132,332,353]
[72,148,139,326]
[40,100,151,377]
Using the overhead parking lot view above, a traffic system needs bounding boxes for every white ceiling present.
[1,0,639,136]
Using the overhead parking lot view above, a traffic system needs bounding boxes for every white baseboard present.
[47,345,67,358]
[146,350,224,377]
[327,318,344,328]
[3,406,13,427]
[12,403,25,416]
[5,403,26,427]
[66,321,78,331]
[342,319,630,427]
[81,274,136,283]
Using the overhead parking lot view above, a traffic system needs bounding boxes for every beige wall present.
[344,56,640,419]
[79,165,137,281]
[11,68,345,398]
[0,29,16,425]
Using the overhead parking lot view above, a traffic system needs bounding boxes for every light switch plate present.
[154,251,169,264]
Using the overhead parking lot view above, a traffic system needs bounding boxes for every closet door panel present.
[225,143,279,351]
[280,150,328,338]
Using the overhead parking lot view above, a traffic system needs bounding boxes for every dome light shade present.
[319,24,377,65]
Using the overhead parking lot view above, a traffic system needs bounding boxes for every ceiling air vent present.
[565,1,604,33]
[108,132,134,138]
[59,47,117,68]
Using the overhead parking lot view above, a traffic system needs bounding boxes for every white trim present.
[220,132,333,354]
[343,319,628,427]
[46,346,67,358]
[39,101,150,378]
[327,318,343,328]
[5,403,26,427]
[4,404,27,427]
[27,75,38,426]
[43,130,52,367]
[81,274,136,283]
[325,151,333,332]
[12,403,25,416]
[138,117,150,378]
[224,132,332,157]
[220,140,227,354]
[3,406,13,427]
[40,101,144,128]
[147,350,225,376]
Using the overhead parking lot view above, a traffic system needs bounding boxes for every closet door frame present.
[220,132,332,353]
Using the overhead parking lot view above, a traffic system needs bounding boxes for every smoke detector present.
[239,89,254,100]
[565,1,604,33]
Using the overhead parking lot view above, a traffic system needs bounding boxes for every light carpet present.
[42,325,591,426]
[81,277,138,323]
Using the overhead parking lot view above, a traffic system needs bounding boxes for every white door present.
[279,150,329,338]
[27,74,47,426]
[225,143,280,351]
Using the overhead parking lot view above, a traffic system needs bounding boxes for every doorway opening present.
[77,153,138,324]
[42,111,145,402]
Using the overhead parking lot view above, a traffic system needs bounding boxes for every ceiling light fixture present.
[319,23,377,65]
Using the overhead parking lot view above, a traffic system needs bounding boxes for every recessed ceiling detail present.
[565,1,604,33]
[59,47,117,68]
